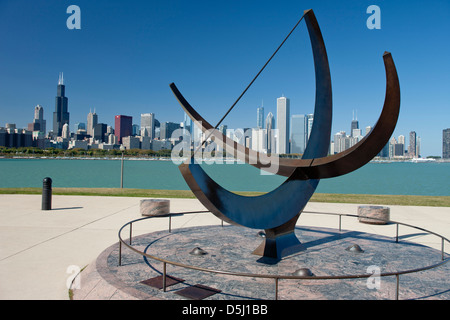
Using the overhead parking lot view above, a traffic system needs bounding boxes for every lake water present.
[0,158,449,196]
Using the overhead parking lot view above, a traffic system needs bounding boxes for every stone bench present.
[358,206,390,225]
[140,199,170,217]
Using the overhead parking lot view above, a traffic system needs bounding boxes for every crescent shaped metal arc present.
[171,51,400,181]
[172,9,333,230]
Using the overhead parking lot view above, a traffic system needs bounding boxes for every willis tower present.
[53,72,69,137]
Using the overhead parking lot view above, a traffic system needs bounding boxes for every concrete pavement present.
[0,194,448,300]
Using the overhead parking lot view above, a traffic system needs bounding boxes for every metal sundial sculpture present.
[170,9,400,260]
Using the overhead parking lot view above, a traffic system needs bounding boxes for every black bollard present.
[42,177,52,210]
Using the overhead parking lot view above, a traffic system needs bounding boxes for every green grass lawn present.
[0,187,449,207]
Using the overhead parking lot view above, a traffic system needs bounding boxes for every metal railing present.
[118,210,449,300]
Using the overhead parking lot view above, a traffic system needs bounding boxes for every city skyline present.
[1,75,432,159]
[1,1,449,156]
[8,70,437,157]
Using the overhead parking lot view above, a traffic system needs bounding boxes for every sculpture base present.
[252,231,304,261]
[252,213,304,260]
[73,224,450,300]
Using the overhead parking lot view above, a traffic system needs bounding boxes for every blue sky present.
[0,0,449,156]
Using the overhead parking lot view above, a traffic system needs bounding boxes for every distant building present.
[265,112,274,153]
[182,113,192,137]
[306,114,314,139]
[87,110,98,137]
[378,142,389,158]
[141,113,155,139]
[350,110,359,137]
[290,114,307,154]
[114,115,132,144]
[69,140,88,150]
[74,122,86,132]
[73,129,88,141]
[62,123,70,139]
[251,128,267,153]
[392,143,405,157]
[333,131,348,154]
[108,133,118,145]
[33,105,46,134]
[98,143,115,150]
[257,106,264,129]
[132,124,139,136]
[27,122,40,132]
[151,139,172,151]
[140,136,151,150]
[93,123,107,142]
[122,136,140,149]
[53,73,69,137]
[443,128,450,159]
[160,121,180,140]
[276,96,290,154]
[0,127,32,148]
[408,131,417,158]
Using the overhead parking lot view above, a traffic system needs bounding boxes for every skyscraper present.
[53,73,69,137]
[276,96,290,154]
[351,110,359,137]
[333,131,347,154]
[183,112,193,137]
[62,123,70,139]
[141,113,155,139]
[443,128,450,159]
[33,105,46,134]
[291,114,307,154]
[306,114,314,139]
[257,106,264,129]
[87,109,98,137]
[265,112,274,154]
[160,122,180,140]
[114,115,132,144]
[132,124,140,136]
[408,131,417,158]
[74,122,86,132]
[251,128,267,153]
[94,123,107,142]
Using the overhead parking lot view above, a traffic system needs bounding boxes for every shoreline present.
[1,187,449,207]
[2,155,450,163]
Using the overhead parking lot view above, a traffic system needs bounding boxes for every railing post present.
[120,152,124,189]
[274,278,279,300]
[118,241,122,266]
[395,274,400,300]
[129,223,133,245]
[442,238,445,261]
[163,262,167,292]
[41,177,52,210]
[339,214,342,231]
[169,215,172,233]
[395,224,399,243]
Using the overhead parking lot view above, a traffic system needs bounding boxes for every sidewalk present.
[0,194,448,300]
